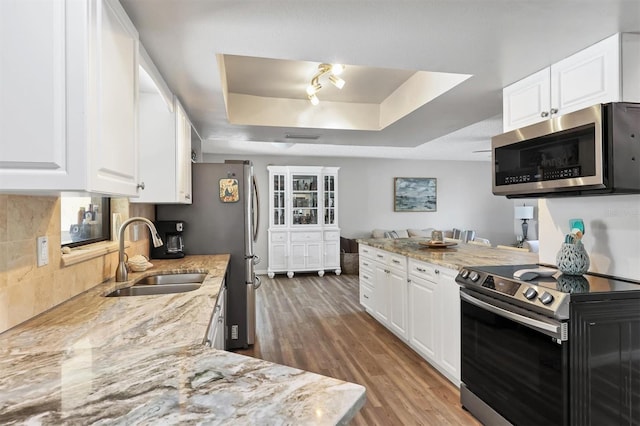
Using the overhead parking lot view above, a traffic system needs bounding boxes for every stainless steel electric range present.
[456,264,640,426]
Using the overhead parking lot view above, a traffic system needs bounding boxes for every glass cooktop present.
[470,264,640,295]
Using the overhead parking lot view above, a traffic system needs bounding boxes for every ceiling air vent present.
[285,134,320,140]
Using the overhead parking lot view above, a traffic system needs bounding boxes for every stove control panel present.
[455,267,570,320]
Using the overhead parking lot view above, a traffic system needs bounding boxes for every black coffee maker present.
[150,220,185,259]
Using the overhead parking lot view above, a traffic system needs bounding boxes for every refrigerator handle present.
[253,175,260,243]
[253,275,262,290]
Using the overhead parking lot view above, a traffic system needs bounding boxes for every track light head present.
[308,93,320,106]
[329,74,345,89]
[331,64,345,75]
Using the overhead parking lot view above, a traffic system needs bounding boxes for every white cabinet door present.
[0,0,70,189]
[323,240,340,269]
[0,0,139,195]
[408,274,438,360]
[388,266,409,341]
[306,242,322,269]
[135,94,193,204]
[437,268,461,384]
[551,33,620,117]
[89,0,139,196]
[374,262,390,325]
[268,232,288,274]
[290,242,307,270]
[503,68,551,132]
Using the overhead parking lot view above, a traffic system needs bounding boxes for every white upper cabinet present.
[0,0,140,196]
[131,44,193,204]
[503,33,640,132]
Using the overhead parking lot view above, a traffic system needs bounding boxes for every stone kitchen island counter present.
[0,255,365,425]
[358,237,538,269]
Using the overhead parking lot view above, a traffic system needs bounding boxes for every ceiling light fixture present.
[306,63,346,105]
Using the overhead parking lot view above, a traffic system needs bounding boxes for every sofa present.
[372,228,442,239]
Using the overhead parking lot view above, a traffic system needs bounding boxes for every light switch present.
[37,236,49,267]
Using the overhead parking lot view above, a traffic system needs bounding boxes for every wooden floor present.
[235,273,481,425]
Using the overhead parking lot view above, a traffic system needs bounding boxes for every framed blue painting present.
[394,177,437,212]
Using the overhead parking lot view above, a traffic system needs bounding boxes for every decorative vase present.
[556,242,590,275]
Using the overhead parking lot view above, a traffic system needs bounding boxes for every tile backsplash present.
[0,195,154,334]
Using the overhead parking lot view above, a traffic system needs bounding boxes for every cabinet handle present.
[363,275,369,280]
[385,269,390,274]
[363,294,369,299]
[392,259,400,264]
[540,111,549,118]
[550,108,558,114]
[377,254,384,258]
[137,181,146,191]
[416,267,426,273]
[185,194,191,199]
[435,269,440,274]
[363,262,369,267]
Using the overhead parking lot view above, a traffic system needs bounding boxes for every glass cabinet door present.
[291,174,318,225]
[272,173,286,226]
[324,175,336,225]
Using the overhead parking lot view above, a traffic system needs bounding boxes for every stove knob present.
[469,272,480,282]
[523,287,538,300]
[461,270,470,279]
[539,292,555,305]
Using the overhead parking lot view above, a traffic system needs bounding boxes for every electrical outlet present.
[231,325,238,340]
[37,236,49,267]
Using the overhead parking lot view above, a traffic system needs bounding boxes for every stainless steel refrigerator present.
[156,160,260,349]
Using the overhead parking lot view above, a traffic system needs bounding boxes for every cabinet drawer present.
[359,245,376,258]
[408,258,437,280]
[360,257,375,273]
[324,230,340,241]
[360,267,374,284]
[290,232,322,242]
[359,283,373,308]
[270,232,287,242]
[388,253,406,269]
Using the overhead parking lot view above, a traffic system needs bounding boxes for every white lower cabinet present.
[360,247,408,341]
[408,271,438,360]
[358,246,461,386]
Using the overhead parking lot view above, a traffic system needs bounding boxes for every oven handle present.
[461,291,567,341]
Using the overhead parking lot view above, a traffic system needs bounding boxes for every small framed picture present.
[394,177,437,212]
[219,178,239,202]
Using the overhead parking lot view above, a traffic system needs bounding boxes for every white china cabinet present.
[0,0,141,196]
[267,166,340,278]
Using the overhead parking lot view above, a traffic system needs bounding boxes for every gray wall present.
[204,154,517,271]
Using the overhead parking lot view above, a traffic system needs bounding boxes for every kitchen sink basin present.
[133,273,207,286]
[105,272,207,297]
[106,283,202,297]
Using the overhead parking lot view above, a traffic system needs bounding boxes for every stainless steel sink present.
[105,272,207,297]
[133,273,207,286]
[106,283,202,297]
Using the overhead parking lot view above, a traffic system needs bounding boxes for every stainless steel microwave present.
[492,102,640,198]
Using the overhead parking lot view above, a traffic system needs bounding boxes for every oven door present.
[461,289,569,426]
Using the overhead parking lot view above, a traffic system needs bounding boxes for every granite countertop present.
[0,255,365,425]
[358,238,539,270]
